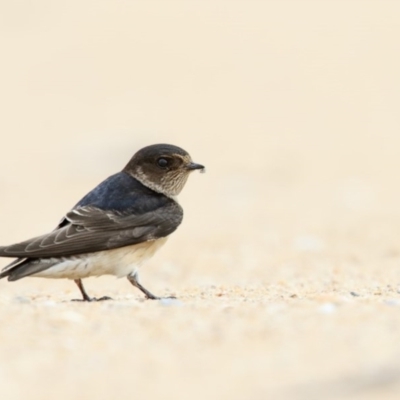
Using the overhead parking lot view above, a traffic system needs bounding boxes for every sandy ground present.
[1,1,400,399]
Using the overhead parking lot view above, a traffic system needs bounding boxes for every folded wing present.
[0,202,183,259]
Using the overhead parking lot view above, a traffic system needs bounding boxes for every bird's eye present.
[157,158,169,168]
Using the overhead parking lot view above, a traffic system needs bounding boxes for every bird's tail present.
[0,244,48,280]
[0,245,21,279]
[0,270,10,279]
[0,257,23,280]
[1,257,59,281]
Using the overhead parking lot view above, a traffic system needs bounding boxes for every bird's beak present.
[187,162,205,173]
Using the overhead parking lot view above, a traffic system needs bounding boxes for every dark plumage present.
[0,173,182,259]
[0,144,204,301]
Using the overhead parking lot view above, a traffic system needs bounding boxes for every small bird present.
[0,144,204,301]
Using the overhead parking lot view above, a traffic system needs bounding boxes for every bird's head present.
[124,144,205,197]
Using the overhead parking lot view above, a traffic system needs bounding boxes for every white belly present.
[33,237,168,279]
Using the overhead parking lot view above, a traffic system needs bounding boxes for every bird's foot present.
[145,294,177,300]
[72,296,113,302]
[94,296,113,301]
[127,273,176,301]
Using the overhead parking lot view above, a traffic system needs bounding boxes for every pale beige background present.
[1,1,400,399]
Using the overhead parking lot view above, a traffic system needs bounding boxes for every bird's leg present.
[72,279,112,302]
[127,273,159,299]
[74,279,91,301]
[127,272,176,300]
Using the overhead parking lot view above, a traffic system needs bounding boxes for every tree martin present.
[0,144,204,301]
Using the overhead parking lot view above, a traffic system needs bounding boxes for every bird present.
[0,143,204,301]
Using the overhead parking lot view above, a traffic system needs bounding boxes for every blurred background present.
[1,1,400,400]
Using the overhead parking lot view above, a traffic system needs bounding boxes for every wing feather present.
[0,202,183,258]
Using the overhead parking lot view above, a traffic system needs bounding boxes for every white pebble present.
[158,298,183,307]
[318,303,337,314]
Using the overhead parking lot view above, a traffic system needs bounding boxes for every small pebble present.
[41,300,57,307]
[384,299,400,307]
[158,298,183,307]
[318,303,337,314]
[12,296,31,304]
